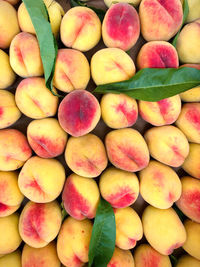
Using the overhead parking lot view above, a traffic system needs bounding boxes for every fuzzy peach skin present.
[142,206,187,255]
[182,143,200,179]
[27,118,67,159]
[134,244,172,267]
[0,213,22,255]
[91,48,136,85]
[62,174,100,220]
[65,134,107,178]
[106,128,149,172]
[176,255,200,267]
[53,49,90,93]
[183,220,200,260]
[104,0,142,7]
[0,171,24,217]
[0,90,21,129]
[0,250,21,267]
[22,242,60,267]
[115,207,143,250]
[144,126,189,167]
[18,156,65,203]
[139,95,181,126]
[176,19,200,63]
[100,93,138,129]
[176,176,200,223]
[60,6,101,52]
[15,77,58,119]
[108,247,135,267]
[19,201,62,248]
[57,216,92,267]
[0,50,15,89]
[139,161,182,209]
[186,0,200,23]
[58,90,101,137]
[99,167,139,208]
[137,41,179,69]
[0,129,32,171]
[0,1,20,49]
[4,0,20,4]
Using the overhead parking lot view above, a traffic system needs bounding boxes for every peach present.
[139,161,182,209]
[4,0,20,4]
[183,220,200,260]
[57,216,92,267]
[186,0,200,23]
[53,49,90,93]
[100,93,138,129]
[58,90,101,137]
[0,1,20,49]
[104,0,142,7]
[108,247,135,267]
[15,77,58,119]
[176,255,200,267]
[99,167,139,208]
[91,48,136,85]
[139,95,181,126]
[144,126,189,167]
[0,50,15,89]
[22,242,60,267]
[0,129,32,171]
[177,19,200,63]
[139,0,183,41]
[65,134,107,178]
[105,128,150,172]
[182,143,200,179]
[142,206,187,255]
[62,174,100,220]
[18,156,65,203]
[0,250,21,267]
[176,176,200,223]
[0,90,21,129]
[0,171,24,217]
[27,118,67,158]
[0,213,22,254]
[115,207,143,250]
[134,244,172,267]
[19,201,62,248]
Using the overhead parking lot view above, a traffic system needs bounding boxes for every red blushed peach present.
[27,118,67,159]
[139,95,181,126]
[137,41,179,69]
[62,174,100,220]
[105,128,149,172]
[108,247,135,267]
[0,129,32,171]
[65,134,108,178]
[19,201,62,248]
[145,126,189,167]
[182,143,200,179]
[102,3,140,51]
[4,0,20,5]
[99,167,139,208]
[58,90,101,137]
[139,0,183,41]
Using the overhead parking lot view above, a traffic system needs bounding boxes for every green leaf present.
[22,0,58,95]
[170,254,178,267]
[172,0,189,47]
[89,199,116,267]
[94,67,200,101]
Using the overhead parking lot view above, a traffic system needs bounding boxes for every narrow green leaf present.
[89,199,116,267]
[22,0,58,95]
[170,254,178,267]
[94,67,200,101]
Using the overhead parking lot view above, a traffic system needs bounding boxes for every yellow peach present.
[176,255,200,267]
[0,250,21,267]
[186,0,200,23]
[182,143,200,179]
[108,247,135,267]
[0,50,15,89]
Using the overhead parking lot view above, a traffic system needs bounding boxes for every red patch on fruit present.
[182,190,200,217]
[107,187,136,208]
[14,46,24,64]
[167,192,174,202]
[171,145,184,161]
[73,254,83,265]
[142,251,160,267]
[0,202,8,212]
[0,107,3,118]
[153,171,164,187]
[115,101,137,126]
[185,106,200,131]
[167,242,182,255]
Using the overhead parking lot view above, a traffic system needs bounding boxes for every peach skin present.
[107,247,135,267]
[58,90,101,137]
[144,126,189,167]
[105,128,150,172]
[0,250,21,267]
[62,173,100,220]
[186,0,200,23]
[65,134,107,178]
[4,0,20,4]
[27,118,67,158]
[0,50,15,89]
[104,0,142,7]
[91,48,136,85]
[0,90,21,129]
[0,129,32,171]
[57,216,93,267]
[100,93,138,129]
[182,143,200,179]
[176,255,200,267]
[139,161,182,209]
[53,49,90,93]
[99,167,139,208]
[19,201,62,248]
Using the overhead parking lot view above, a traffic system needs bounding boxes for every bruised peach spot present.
[107,187,136,208]
[115,101,137,125]
[185,108,200,131]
